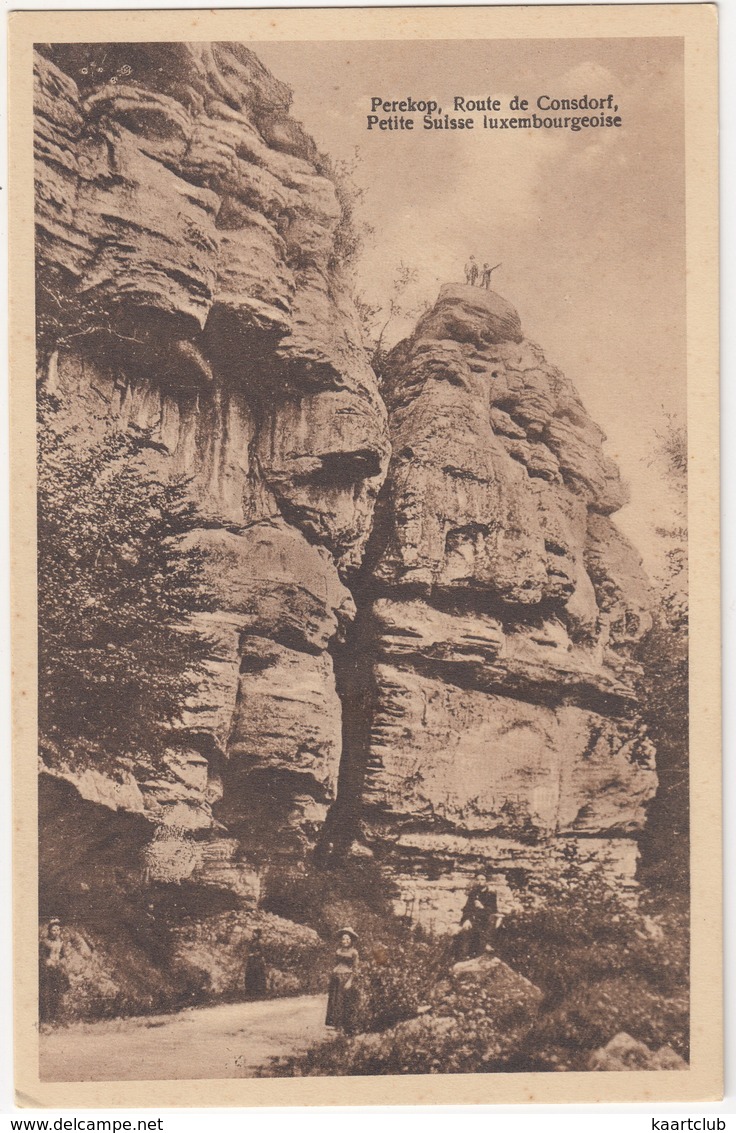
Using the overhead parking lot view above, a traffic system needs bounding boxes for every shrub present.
[492,846,684,1004]
[37,392,215,773]
[356,935,450,1032]
[265,957,541,1077]
[260,858,399,943]
[520,976,689,1069]
[265,1015,466,1077]
[261,858,450,1029]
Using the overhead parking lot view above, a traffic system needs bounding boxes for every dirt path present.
[39,995,328,1081]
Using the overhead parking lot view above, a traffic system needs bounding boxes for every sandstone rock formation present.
[35,45,655,931]
[34,42,389,881]
[351,284,657,925]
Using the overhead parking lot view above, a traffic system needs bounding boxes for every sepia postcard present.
[9,3,720,1107]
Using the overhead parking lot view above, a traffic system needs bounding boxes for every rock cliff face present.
[35,42,388,877]
[35,45,655,923]
[350,285,657,925]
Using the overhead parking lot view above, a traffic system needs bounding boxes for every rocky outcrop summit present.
[35,45,655,928]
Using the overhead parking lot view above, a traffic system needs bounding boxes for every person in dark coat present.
[244,929,268,999]
[325,928,359,1033]
[455,876,501,959]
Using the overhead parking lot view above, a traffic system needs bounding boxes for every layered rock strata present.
[355,285,657,925]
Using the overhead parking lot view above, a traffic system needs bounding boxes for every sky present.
[254,37,686,574]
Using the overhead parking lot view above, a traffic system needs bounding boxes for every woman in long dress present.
[39,917,71,1024]
[325,928,359,1033]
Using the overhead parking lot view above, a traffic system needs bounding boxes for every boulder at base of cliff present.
[353,1013,458,1052]
[449,954,544,1024]
[587,1032,688,1071]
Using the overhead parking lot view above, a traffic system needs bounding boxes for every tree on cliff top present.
[356,261,424,383]
[38,393,216,772]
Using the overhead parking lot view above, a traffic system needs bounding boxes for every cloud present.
[559,61,617,91]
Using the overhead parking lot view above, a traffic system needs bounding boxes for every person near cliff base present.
[465,256,479,286]
[481,262,502,289]
[244,928,268,999]
[325,927,360,1033]
[39,917,71,1024]
[455,875,503,959]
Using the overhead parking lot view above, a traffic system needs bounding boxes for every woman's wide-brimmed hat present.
[337,926,358,942]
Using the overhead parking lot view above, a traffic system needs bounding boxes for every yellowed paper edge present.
[10,3,721,1107]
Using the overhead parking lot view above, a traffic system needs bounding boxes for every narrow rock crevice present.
[318,487,395,858]
[319,601,379,857]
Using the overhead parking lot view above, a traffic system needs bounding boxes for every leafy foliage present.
[37,392,215,770]
[356,935,450,1032]
[356,261,423,382]
[636,414,689,890]
[653,414,687,489]
[493,849,689,1064]
[261,858,399,941]
[496,850,651,997]
[262,859,449,1031]
[521,976,688,1068]
[315,148,426,382]
[319,147,375,273]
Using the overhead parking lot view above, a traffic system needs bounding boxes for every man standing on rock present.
[465,255,479,286]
